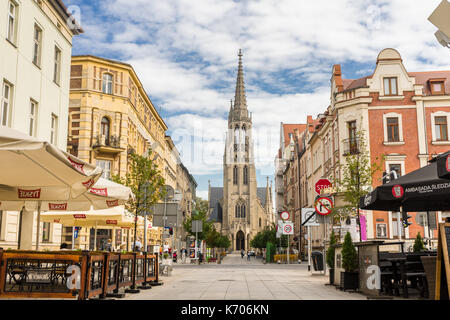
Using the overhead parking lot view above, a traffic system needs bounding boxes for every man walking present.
[247,250,250,261]
[241,249,244,259]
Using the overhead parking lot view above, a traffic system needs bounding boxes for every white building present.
[0,0,82,249]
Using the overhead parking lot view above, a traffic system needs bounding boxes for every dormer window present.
[430,79,445,95]
[383,77,398,96]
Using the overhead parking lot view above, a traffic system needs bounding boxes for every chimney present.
[332,64,344,93]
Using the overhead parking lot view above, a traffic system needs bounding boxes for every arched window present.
[243,166,248,185]
[233,166,238,185]
[235,204,240,218]
[102,73,113,94]
[101,117,110,138]
[241,204,246,218]
[234,126,240,144]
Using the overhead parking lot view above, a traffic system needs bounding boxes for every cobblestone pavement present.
[124,253,366,300]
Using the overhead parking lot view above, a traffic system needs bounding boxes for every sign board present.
[315,179,332,195]
[192,220,203,233]
[282,222,294,235]
[151,203,179,216]
[301,208,319,227]
[152,215,177,227]
[435,223,450,300]
[280,211,290,221]
[314,197,334,216]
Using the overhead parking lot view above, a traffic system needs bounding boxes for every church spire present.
[234,49,247,110]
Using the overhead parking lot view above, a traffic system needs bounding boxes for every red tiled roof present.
[408,71,450,96]
[342,76,370,91]
[283,124,307,147]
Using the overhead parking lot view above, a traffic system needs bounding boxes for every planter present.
[340,271,359,291]
[329,268,335,285]
[421,256,437,300]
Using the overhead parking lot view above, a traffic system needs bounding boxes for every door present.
[236,230,245,251]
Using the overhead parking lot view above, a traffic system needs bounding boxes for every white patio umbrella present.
[0,177,134,250]
[0,126,103,250]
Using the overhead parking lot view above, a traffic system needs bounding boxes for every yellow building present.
[66,55,168,251]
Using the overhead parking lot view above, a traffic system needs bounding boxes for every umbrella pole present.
[94,221,98,251]
[35,203,41,251]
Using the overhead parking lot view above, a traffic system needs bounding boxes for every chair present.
[400,253,429,298]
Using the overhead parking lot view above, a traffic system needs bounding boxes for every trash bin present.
[312,251,324,271]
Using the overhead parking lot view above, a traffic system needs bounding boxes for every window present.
[7,1,17,43]
[243,166,248,185]
[1,82,12,127]
[387,117,399,142]
[101,117,110,137]
[33,24,42,67]
[96,159,112,179]
[50,114,58,145]
[435,116,448,141]
[29,100,37,136]
[430,80,445,95]
[392,218,405,237]
[241,205,246,218]
[42,222,50,242]
[376,223,387,238]
[53,46,62,85]
[233,166,238,185]
[389,164,402,180]
[102,73,113,94]
[259,218,261,227]
[235,205,240,218]
[383,77,398,96]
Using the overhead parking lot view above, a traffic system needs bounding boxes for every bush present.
[266,242,275,263]
[326,230,337,268]
[413,232,425,252]
[342,232,358,272]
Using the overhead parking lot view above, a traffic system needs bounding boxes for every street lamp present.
[428,0,450,48]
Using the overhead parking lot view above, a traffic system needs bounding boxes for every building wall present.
[0,0,78,250]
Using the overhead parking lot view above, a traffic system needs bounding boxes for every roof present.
[282,124,307,147]
[342,76,370,91]
[208,187,269,223]
[51,0,84,34]
[408,71,450,96]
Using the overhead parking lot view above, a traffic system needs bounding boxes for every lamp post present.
[428,0,450,48]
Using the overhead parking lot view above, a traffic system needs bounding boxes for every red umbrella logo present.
[392,185,404,198]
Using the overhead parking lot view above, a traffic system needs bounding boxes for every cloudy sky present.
[66,0,450,200]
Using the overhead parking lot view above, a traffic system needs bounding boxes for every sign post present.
[282,222,294,264]
[315,179,332,195]
[314,196,333,275]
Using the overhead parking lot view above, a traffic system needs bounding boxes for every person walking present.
[247,250,250,261]
[241,249,244,259]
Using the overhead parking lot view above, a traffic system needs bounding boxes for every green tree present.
[183,197,214,241]
[111,151,166,251]
[342,232,358,272]
[335,130,383,241]
[413,232,425,252]
[250,225,288,251]
[326,230,337,268]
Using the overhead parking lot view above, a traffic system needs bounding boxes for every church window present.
[259,218,261,227]
[233,166,238,185]
[241,205,246,218]
[235,204,240,218]
[243,166,248,185]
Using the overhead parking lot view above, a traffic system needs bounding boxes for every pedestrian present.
[241,249,244,259]
[105,239,112,252]
[247,250,250,261]
[134,238,142,252]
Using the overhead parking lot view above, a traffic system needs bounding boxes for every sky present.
[65,0,450,201]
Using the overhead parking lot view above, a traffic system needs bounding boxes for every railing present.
[93,135,121,148]
[342,138,360,155]
[0,249,160,300]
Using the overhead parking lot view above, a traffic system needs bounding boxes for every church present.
[208,50,275,251]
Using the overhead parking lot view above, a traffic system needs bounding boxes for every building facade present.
[0,0,81,250]
[67,55,168,251]
[279,48,450,251]
[209,51,275,251]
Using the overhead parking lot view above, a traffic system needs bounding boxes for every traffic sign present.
[315,179,332,195]
[301,208,319,226]
[282,222,294,235]
[314,197,334,216]
[280,211,290,221]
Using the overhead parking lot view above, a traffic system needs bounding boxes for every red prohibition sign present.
[315,197,333,216]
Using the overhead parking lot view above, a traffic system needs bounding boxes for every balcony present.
[342,138,360,156]
[92,135,125,154]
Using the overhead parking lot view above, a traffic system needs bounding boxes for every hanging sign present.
[282,222,294,235]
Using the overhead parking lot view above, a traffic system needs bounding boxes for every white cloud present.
[71,0,450,187]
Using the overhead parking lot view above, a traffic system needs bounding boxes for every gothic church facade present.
[208,51,275,251]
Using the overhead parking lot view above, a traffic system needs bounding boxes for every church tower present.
[223,50,257,251]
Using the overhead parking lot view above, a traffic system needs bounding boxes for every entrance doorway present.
[236,230,245,251]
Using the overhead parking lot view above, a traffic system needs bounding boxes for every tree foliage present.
[326,230,337,268]
[183,197,214,241]
[342,232,358,272]
[111,151,166,217]
[413,232,425,252]
[250,225,288,249]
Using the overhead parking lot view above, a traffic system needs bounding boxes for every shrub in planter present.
[340,232,359,291]
[326,231,337,285]
[413,232,425,252]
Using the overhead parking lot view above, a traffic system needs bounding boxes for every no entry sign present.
[314,197,334,216]
[315,179,332,194]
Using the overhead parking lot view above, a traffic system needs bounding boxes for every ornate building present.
[209,50,274,251]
